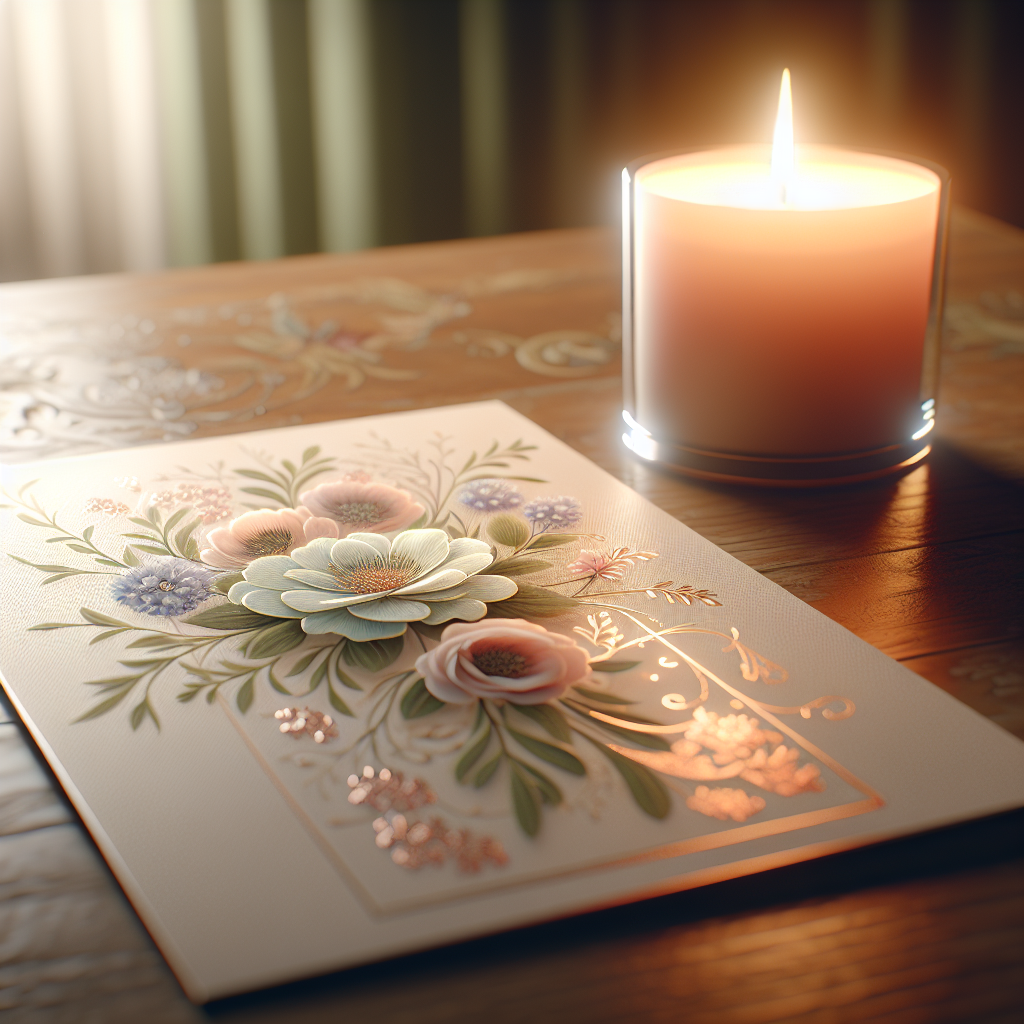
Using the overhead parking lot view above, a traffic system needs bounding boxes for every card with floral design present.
[1,401,1021,1001]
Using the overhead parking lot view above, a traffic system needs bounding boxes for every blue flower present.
[522,496,582,532]
[456,478,524,514]
[111,558,218,617]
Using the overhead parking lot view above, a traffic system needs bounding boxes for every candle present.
[622,71,948,485]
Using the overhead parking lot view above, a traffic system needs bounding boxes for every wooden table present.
[1,209,1021,1023]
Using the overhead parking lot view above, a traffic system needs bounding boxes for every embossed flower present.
[228,529,517,641]
[416,619,592,705]
[111,558,218,617]
[299,480,425,536]
[522,496,582,533]
[456,479,524,514]
[149,483,234,523]
[566,547,658,581]
[200,507,339,569]
[686,785,766,822]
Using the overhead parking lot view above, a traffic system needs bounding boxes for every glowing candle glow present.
[622,70,948,485]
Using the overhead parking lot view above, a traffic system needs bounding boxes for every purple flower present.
[457,478,524,514]
[522,496,582,533]
[111,558,218,617]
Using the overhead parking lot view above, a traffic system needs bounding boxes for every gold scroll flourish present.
[754,696,856,721]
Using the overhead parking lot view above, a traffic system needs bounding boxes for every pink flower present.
[299,480,424,536]
[566,547,658,581]
[686,785,766,822]
[416,619,592,706]
[200,507,339,569]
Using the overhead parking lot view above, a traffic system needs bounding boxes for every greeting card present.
[1,401,1020,1001]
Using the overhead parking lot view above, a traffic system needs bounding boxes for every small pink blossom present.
[149,483,233,523]
[416,619,592,706]
[201,507,339,569]
[299,480,424,536]
[566,547,658,581]
[686,785,766,822]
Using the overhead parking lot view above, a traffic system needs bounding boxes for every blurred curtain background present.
[0,0,1019,282]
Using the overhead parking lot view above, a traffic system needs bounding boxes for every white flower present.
[228,529,518,642]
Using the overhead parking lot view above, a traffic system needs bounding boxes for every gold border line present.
[219,653,883,917]
[216,692,381,912]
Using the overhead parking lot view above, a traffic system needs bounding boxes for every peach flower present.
[201,507,339,569]
[299,480,425,537]
[416,619,592,706]
[686,785,766,822]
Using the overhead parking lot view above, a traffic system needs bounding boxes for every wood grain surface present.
[0,207,1021,1022]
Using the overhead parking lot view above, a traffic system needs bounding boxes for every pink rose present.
[416,619,592,705]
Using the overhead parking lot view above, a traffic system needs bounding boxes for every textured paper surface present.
[1,401,1021,1001]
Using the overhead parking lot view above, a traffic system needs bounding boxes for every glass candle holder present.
[621,145,950,486]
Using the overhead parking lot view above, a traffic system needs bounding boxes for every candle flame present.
[771,68,795,202]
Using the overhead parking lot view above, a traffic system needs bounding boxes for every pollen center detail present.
[245,527,294,558]
[471,645,531,678]
[330,556,418,594]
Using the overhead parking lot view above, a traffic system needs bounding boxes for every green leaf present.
[488,513,530,548]
[82,525,95,542]
[173,518,202,552]
[572,686,637,705]
[131,544,172,556]
[332,660,362,690]
[9,556,83,573]
[591,720,671,750]
[16,514,51,528]
[93,559,124,569]
[27,622,82,630]
[517,760,562,805]
[400,678,445,719]
[486,582,577,619]
[163,507,190,533]
[511,703,571,741]
[455,723,491,781]
[65,544,95,554]
[599,746,671,819]
[239,486,285,503]
[212,571,244,595]
[485,556,552,577]
[526,534,579,549]
[234,468,284,484]
[301,445,321,463]
[42,573,85,584]
[183,537,201,561]
[342,634,405,672]
[509,765,541,836]
[236,677,254,713]
[73,688,134,722]
[473,755,501,787]
[327,684,354,716]
[507,728,585,775]
[130,701,156,731]
[593,660,641,674]
[267,667,292,695]
[288,650,320,677]
[89,628,129,644]
[80,608,134,628]
[247,620,305,659]
[184,604,275,630]
[126,634,193,649]
[308,657,329,691]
